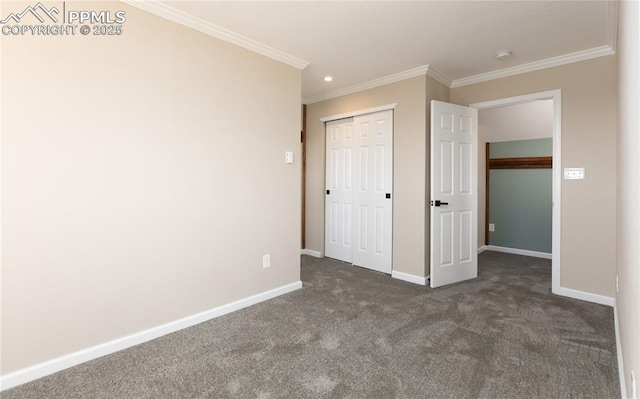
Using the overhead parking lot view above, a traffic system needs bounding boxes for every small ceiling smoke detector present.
[495,51,512,61]
[323,76,333,82]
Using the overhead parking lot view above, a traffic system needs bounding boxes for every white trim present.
[391,271,428,286]
[614,302,628,399]
[426,66,453,88]
[0,281,303,391]
[551,93,562,297]
[120,0,616,93]
[319,103,398,123]
[304,65,431,104]
[555,287,615,307]
[469,89,561,110]
[470,89,562,297]
[477,245,488,254]
[451,46,615,88]
[484,245,552,260]
[608,1,619,52]
[300,249,322,258]
[120,1,309,70]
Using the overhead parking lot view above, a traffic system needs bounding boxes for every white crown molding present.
[303,65,431,104]
[304,44,615,100]
[426,66,452,88]
[451,45,615,88]
[120,0,309,70]
[122,0,617,99]
[0,281,303,391]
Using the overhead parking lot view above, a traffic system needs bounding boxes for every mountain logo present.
[0,2,60,24]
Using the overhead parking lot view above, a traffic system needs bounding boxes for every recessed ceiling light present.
[495,51,512,61]
[324,76,333,82]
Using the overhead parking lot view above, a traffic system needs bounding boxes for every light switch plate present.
[564,168,585,180]
[285,151,294,164]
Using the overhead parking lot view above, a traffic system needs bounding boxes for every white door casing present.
[430,101,478,288]
[325,110,393,274]
[470,90,565,302]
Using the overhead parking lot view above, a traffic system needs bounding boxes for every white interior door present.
[325,110,393,274]
[352,110,393,274]
[430,101,478,288]
[325,118,354,263]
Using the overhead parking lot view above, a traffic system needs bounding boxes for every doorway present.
[483,102,553,256]
[470,90,562,294]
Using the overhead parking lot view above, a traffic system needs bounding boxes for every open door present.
[430,101,478,288]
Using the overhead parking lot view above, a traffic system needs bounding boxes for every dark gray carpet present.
[3,251,620,398]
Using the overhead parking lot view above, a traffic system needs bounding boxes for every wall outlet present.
[489,223,495,232]
[262,254,270,269]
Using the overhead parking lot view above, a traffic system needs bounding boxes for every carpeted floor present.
[2,251,620,398]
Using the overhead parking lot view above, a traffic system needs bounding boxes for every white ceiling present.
[150,1,616,103]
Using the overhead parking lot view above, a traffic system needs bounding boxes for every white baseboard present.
[484,245,552,259]
[300,249,322,258]
[614,301,628,399]
[391,270,428,286]
[0,281,303,392]
[483,246,612,307]
[554,286,615,307]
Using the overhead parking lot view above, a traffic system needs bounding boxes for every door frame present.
[470,89,561,295]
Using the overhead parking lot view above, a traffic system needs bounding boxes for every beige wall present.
[616,1,640,396]
[1,2,301,374]
[451,56,617,297]
[306,76,427,277]
[305,75,450,278]
[307,57,617,298]
[480,100,554,143]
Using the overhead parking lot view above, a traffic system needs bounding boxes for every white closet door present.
[352,110,393,274]
[325,118,354,263]
[325,110,393,273]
